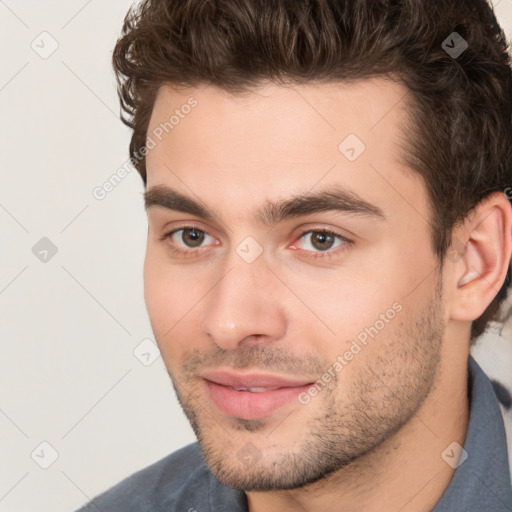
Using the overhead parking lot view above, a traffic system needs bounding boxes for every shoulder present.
[74,443,211,512]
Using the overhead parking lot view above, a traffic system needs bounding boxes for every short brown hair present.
[112,0,512,343]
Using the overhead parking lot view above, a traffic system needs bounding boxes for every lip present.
[202,369,313,388]
[201,369,315,420]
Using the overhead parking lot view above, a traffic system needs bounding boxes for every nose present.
[201,256,287,350]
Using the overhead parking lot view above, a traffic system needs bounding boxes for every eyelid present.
[158,221,215,242]
[288,226,352,258]
[291,223,352,242]
[160,224,219,258]
[160,222,353,259]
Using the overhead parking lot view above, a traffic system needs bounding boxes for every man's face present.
[143,79,447,490]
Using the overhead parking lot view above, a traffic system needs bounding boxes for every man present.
[77,0,512,510]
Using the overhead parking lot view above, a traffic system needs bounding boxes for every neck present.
[246,352,470,512]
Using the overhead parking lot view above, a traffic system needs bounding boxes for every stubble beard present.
[167,283,444,491]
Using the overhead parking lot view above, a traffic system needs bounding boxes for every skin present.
[143,78,512,512]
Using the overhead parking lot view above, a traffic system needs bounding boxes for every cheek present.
[143,249,165,321]
[281,256,401,341]
[285,252,423,361]
[143,247,210,358]
[143,248,185,339]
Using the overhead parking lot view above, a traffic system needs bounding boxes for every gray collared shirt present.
[432,356,511,511]
[76,356,512,512]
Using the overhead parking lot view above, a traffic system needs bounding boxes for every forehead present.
[145,78,429,231]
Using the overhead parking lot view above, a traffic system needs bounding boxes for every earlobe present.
[450,192,512,322]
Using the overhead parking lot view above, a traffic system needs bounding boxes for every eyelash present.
[159,224,352,260]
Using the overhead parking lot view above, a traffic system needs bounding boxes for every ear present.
[449,192,512,322]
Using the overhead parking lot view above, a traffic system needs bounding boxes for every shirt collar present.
[432,355,512,511]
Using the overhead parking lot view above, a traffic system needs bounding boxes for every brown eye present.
[310,231,336,251]
[180,228,205,247]
[298,230,345,252]
[162,226,214,251]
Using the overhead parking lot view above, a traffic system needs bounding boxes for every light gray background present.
[0,1,511,511]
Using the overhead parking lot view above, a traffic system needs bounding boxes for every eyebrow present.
[144,184,385,225]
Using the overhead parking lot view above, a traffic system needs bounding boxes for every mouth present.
[201,369,315,420]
